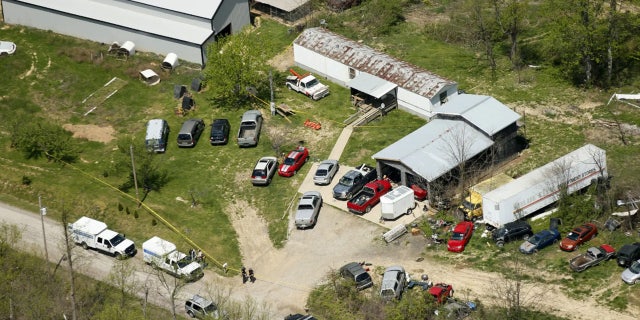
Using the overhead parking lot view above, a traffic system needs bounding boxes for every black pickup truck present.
[332,164,377,200]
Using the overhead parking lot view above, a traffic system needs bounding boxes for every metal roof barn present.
[293,28,459,118]
[434,94,521,136]
[1,0,251,65]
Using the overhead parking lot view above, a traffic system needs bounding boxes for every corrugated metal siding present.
[294,28,457,100]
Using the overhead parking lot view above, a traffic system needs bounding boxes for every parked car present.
[0,41,17,55]
[177,118,205,147]
[339,262,373,291]
[284,314,317,320]
[313,160,339,185]
[185,294,225,319]
[436,298,477,319]
[621,259,640,285]
[559,222,598,252]
[569,244,616,272]
[251,157,278,186]
[209,118,230,145]
[332,164,377,200]
[519,229,561,254]
[447,221,474,253]
[617,243,640,267]
[347,179,392,214]
[278,146,309,177]
[492,220,533,247]
[294,191,322,229]
[380,266,407,301]
[429,283,454,304]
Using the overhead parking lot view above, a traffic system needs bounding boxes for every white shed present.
[293,28,459,119]
[162,53,179,70]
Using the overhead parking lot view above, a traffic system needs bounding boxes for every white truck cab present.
[142,236,203,281]
[68,216,137,259]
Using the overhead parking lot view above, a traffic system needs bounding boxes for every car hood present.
[447,239,465,248]
[114,239,136,253]
[181,262,203,275]
[519,241,536,253]
[560,239,578,250]
[333,183,350,194]
[279,164,294,173]
[621,268,640,283]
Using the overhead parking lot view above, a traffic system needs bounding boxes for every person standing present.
[241,266,247,284]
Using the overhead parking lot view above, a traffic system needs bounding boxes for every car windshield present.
[177,134,191,140]
[298,204,314,211]
[203,303,217,312]
[177,257,192,268]
[316,169,328,176]
[630,261,640,273]
[528,234,543,245]
[494,228,507,237]
[284,157,296,165]
[306,78,319,87]
[451,232,465,240]
[339,176,354,186]
[461,200,476,210]
[567,232,579,240]
[110,234,125,246]
[355,273,370,282]
[252,169,265,177]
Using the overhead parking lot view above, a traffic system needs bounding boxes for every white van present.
[145,119,170,153]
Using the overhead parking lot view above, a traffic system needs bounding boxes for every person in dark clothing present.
[241,266,247,284]
[249,268,255,283]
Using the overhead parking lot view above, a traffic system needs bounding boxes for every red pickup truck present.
[347,179,392,214]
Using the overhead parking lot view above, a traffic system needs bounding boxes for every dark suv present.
[617,243,640,267]
[492,220,533,247]
[339,262,373,291]
[209,118,230,145]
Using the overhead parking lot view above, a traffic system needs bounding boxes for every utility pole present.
[38,194,49,267]
[130,145,140,205]
[269,71,276,116]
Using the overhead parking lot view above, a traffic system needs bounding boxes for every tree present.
[440,124,480,204]
[492,0,528,71]
[490,255,540,320]
[8,117,80,163]
[202,26,271,108]
[108,259,139,310]
[117,142,169,204]
[0,223,23,320]
[61,209,79,320]
[150,266,187,320]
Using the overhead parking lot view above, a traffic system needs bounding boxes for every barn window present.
[349,68,356,79]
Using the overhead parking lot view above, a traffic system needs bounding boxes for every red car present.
[559,222,598,252]
[346,179,392,214]
[429,283,454,304]
[278,146,309,177]
[447,221,474,253]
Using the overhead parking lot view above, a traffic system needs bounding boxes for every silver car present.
[294,191,322,229]
[380,265,407,301]
[313,160,339,185]
[621,259,640,285]
[251,157,278,186]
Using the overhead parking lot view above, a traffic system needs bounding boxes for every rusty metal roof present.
[294,28,456,99]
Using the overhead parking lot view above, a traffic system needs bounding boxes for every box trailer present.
[142,236,203,281]
[483,144,607,229]
[380,186,416,220]
[67,216,137,258]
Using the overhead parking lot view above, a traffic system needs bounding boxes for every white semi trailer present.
[483,144,607,229]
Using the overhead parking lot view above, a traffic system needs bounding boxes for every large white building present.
[1,0,251,65]
[293,27,459,118]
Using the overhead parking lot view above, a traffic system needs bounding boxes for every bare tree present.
[151,266,187,320]
[108,259,140,310]
[61,210,78,320]
[441,124,479,205]
[490,255,540,319]
[0,223,23,320]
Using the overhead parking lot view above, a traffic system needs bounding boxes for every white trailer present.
[142,236,203,281]
[483,144,607,229]
[380,186,416,220]
[68,216,137,258]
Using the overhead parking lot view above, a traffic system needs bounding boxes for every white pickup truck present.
[142,236,203,281]
[68,216,137,259]
[286,69,330,100]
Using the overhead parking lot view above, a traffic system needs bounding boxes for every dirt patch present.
[267,46,294,72]
[62,124,116,143]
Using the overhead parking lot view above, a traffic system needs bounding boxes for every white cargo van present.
[380,186,416,220]
[68,216,137,259]
[145,119,170,153]
[142,236,203,281]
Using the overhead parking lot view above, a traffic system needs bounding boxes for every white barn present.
[1,0,251,66]
[293,27,459,118]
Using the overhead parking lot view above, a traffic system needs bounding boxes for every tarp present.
[347,72,397,99]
